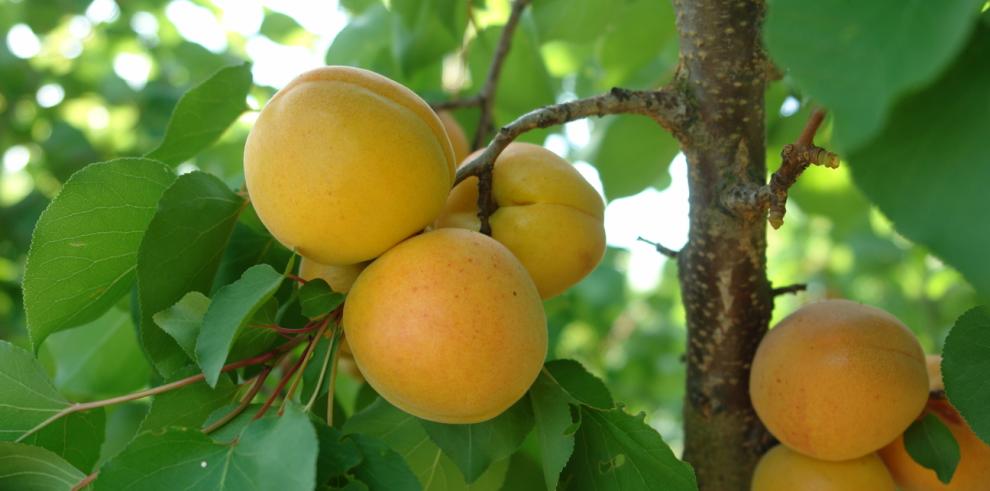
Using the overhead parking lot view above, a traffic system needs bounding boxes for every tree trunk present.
[672,0,775,489]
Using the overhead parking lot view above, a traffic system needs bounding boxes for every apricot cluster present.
[749,299,928,490]
[245,67,606,423]
[878,355,990,491]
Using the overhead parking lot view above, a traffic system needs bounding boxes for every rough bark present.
[672,0,776,489]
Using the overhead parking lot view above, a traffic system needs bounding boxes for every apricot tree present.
[1,1,989,491]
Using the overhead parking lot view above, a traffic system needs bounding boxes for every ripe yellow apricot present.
[435,143,606,299]
[298,257,367,293]
[244,66,455,265]
[750,299,928,461]
[879,355,990,490]
[438,111,470,164]
[752,445,895,491]
[343,228,547,423]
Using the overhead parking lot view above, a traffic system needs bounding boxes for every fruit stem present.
[278,318,331,415]
[203,365,273,434]
[15,336,307,443]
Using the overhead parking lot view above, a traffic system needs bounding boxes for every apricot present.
[438,111,470,164]
[750,299,928,461]
[244,66,455,265]
[435,142,606,299]
[752,445,895,491]
[879,355,990,490]
[298,257,367,293]
[342,228,547,423]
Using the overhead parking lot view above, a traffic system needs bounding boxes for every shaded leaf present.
[532,0,615,43]
[42,306,150,400]
[943,306,990,445]
[421,399,533,483]
[545,359,614,409]
[153,291,211,360]
[764,0,983,151]
[138,171,246,376]
[562,407,696,490]
[23,159,174,349]
[196,264,284,386]
[587,116,679,201]
[848,26,990,299]
[0,441,85,491]
[314,423,363,485]
[138,371,238,433]
[299,279,345,319]
[344,398,508,491]
[0,341,104,471]
[529,370,575,490]
[904,413,961,484]
[348,434,423,491]
[96,405,317,491]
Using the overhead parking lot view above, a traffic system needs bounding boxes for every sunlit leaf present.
[146,63,253,166]
[23,159,174,349]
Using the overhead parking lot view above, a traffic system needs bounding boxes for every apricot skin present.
[244,66,455,265]
[752,445,895,491]
[750,299,928,461]
[438,111,470,164]
[878,355,990,491]
[435,143,606,299]
[298,257,366,294]
[342,228,547,424]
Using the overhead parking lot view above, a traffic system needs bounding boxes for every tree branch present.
[457,87,690,186]
[456,86,689,234]
[431,95,483,111]
[770,283,807,297]
[637,236,679,259]
[14,334,309,443]
[473,0,531,148]
[724,108,839,228]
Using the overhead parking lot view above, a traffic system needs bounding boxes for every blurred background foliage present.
[0,0,978,453]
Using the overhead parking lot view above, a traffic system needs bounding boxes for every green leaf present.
[23,410,105,474]
[325,4,396,77]
[0,340,105,472]
[96,404,318,491]
[42,306,150,400]
[344,398,508,491]
[145,63,253,165]
[531,0,615,43]
[563,407,697,490]
[23,159,174,349]
[138,371,238,433]
[763,0,983,151]
[314,423,363,485]
[138,171,246,376]
[391,0,465,76]
[0,441,85,491]
[348,434,424,491]
[596,0,677,88]
[468,23,556,127]
[904,413,961,484]
[588,115,679,201]
[420,399,533,483]
[259,12,305,43]
[196,264,284,387]
[153,291,211,360]
[943,306,990,445]
[0,341,69,441]
[97,403,149,467]
[529,370,575,490]
[299,279,345,319]
[847,26,990,298]
[544,359,614,409]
